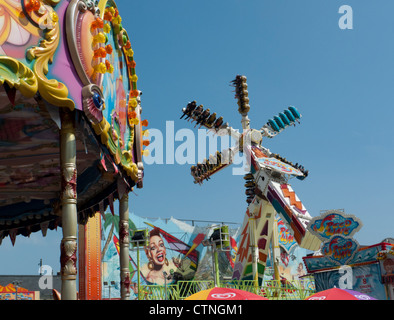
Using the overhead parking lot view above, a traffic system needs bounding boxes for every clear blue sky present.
[2,0,394,275]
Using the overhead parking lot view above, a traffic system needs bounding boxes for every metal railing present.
[261,280,315,300]
[136,279,315,300]
[138,284,179,300]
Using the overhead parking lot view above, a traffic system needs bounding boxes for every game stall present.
[303,209,394,300]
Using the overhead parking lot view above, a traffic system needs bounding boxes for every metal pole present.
[272,219,281,282]
[60,110,78,300]
[211,244,216,286]
[213,243,220,287]
[248,217,258,283]
[119,193,130,300]
[137,243,140,300]
[164,272,167,300]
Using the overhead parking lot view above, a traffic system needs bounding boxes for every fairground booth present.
[303,210,394,300]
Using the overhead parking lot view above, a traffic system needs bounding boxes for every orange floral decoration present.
[90,17,104,31]
[103,11,112,21]
[105,44,113,54]
[128,110,137,119]
[129,89,139,98]
[141,119,149,127]
[128,60,136,68]
[25,0,41,12]
[93,47,107,58]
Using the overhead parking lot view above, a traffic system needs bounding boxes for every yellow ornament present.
[103,23,111,33]
[126,49,134,57]
[142,150,150,157]
[142,129,149,137]
[128,98,138,108]
[92,32,106,45]
[51,12,59,23]
[130,118,139,125]
[94,62,107,74]
[112,15,122,25]
[131,74,138,82]
[107,65,114,73]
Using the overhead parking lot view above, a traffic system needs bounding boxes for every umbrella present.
[185,287,268,300]
[305,288,377,300]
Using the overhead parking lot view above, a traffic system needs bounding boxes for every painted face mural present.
[143,228,173,285]
[148,234,167,266]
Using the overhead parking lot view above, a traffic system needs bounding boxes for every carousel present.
[0,0,149,300]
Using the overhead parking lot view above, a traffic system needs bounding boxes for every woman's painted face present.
[149,235,166,266]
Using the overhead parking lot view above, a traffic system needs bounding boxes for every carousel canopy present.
[0,0,148,245]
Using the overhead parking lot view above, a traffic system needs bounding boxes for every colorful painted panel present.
[265,219,312,284]
[277,218,297,253]
[308,210,363,266]
[303,243,392,273]
[276,246,310,282]
[264,246,315,295]
[232,212,253,281]
[257,157,303,176]
[308,210,363,241]
[99,6,133,155]
[64,0,148,182]
[0,291,38,300]
[249,145,303,177]
[0,283,38,300]
[102,213,240,299]
[313,264,387,300]
[78,212,102,300]
[266,181,320,251]
[0,0,41,61]
[261,218,316,298]
[321,235,360,266]
[47,0,83,109]
[378,249,394,284]
[232,200,277,285]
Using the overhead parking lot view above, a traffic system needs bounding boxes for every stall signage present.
[308,210,362,241]
[308,210,363,266]
[321,235,359,265]
[277,218,297,253]
[258,157,303,176]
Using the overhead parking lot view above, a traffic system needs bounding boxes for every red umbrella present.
[185,287,268,300]
[305,288,377,300]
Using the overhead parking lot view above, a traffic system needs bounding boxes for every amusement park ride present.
[0,0,323,300]
[181,75,322,284]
